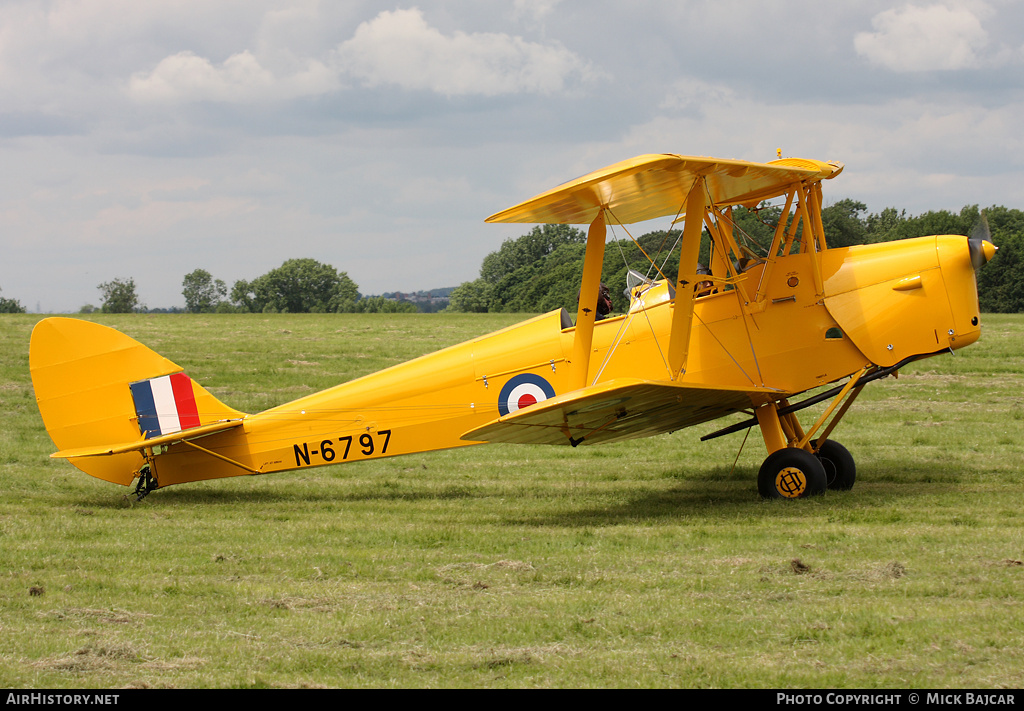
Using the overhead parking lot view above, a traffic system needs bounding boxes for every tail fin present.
[30,318,245,485]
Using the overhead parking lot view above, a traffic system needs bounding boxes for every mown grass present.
[1,312,1022,688]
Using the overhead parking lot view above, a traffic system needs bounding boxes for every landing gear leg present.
[751,368,870,498]
[754,402,826,499]
[131,464,158,502]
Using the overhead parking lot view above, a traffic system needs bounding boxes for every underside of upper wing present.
[461,378,781,446]
[485,154,843,226]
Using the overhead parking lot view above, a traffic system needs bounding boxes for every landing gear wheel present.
[758,448,827,499]
[816,439,856,491]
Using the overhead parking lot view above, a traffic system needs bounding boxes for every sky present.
[2,0,1023,313]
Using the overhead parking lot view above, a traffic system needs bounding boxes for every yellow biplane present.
[30,153,996,500]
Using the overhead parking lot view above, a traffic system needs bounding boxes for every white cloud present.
[616,78,1024,216]
[128,50,338,103]
[854,4,990,71]
[333,7,596,96]
[513,0,563,25]
[126,6,596,104]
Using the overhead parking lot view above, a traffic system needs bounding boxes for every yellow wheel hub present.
[775,467,808,498]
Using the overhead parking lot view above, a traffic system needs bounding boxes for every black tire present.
[816,439,856,491]
[758,448,827,499]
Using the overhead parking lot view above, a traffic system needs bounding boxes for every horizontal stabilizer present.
[462,378,776,446]
[51,418,245,459]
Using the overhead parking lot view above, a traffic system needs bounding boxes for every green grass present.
[1,312,1022,688]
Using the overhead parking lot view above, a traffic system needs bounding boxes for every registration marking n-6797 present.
[293,430,392,467]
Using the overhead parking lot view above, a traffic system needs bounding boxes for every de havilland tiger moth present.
[30,153,997,500]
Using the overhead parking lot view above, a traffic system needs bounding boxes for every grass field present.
[1,312,1022,688]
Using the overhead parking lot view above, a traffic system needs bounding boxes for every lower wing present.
[462,378,783,446]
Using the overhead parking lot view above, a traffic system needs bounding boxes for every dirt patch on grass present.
[757,559,833,580]
[709,557,758,568]
[35,642,147,672]
[789,558,810,574]
[142,656,207,672]
[260,595,339,612]
[46,608,153,625]
[438,560,535,573]
[848,561,908,582]
[460,643,574,672]
[437,560,538,590]
[883,561,907,579]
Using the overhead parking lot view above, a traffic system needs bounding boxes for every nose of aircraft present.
[969,237,997,271]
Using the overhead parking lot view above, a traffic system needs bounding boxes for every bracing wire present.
[596,187,773,387]
[728,427,752,479]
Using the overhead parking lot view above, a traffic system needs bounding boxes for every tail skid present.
[30,318,246,486]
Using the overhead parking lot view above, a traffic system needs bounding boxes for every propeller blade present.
[968,211,997,270]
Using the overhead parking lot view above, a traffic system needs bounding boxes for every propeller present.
[968,210,997,271]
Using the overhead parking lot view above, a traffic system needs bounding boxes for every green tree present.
[98,277,143,313]
[446,280,494,312]
[454,225,690,314]
[480,225,586,285]
[730,205,783,250]
[342,296,418,313]
[889,205,977,241]
[974,206,1024,313]
[232,259,359,313]
[182,269,228,313]
[230,279,256,312]
[0,287,26,313]
[864,207,907,243]
[487,240,586,313]
[821,199,868,248]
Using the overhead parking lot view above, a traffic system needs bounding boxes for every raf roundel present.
[498,373,556,417]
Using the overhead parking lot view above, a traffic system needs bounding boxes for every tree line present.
[447,201,1024,314]
[80,258,420,315]
[3,200,1020,315]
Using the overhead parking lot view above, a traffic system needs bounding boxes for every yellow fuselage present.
[145,234,982,488]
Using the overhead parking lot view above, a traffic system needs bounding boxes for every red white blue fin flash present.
[129,373,201,439]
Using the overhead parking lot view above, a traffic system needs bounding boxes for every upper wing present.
[461,378,781,446]
[486,154,843,226]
